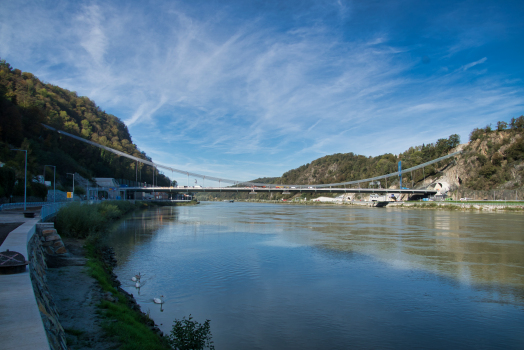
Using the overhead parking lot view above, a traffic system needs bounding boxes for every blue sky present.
[1,0,523,185]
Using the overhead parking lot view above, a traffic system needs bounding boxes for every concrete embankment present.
[0,211,58,350]
[0,209,77,350]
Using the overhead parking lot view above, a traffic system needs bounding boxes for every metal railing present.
[40,202,73,221]
[0,202,49,211]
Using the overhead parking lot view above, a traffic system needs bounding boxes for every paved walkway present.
[0,210,50,350]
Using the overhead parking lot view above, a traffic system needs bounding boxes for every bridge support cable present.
[42,123,462,189]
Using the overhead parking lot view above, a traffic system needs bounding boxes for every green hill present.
[0,59,170,200]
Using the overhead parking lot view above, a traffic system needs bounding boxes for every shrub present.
[55,203,105,238]
[491,152,503,166]
[168,315,214,350]
[469,128,483,141]
[479,164,497,178]
[98,203,122,221]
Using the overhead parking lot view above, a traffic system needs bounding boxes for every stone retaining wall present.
[28,222,68,350]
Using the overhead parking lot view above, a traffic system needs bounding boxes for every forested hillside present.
[0,59,169,200]
[206,116,524,201]
[277,134,460,186]
[272,120,523,190]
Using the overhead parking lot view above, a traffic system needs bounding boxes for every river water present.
[107,202,524,349]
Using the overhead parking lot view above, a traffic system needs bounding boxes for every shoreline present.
[45,201,172,349]
[46,237,168,349]
[205,199,524,211]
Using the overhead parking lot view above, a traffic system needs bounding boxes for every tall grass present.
[55,200,140,238]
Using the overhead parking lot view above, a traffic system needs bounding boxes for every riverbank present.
[47,201,174,349]
[217,199,524,211]
[46,237,168,349]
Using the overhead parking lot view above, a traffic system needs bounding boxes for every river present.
[107,202,524,349]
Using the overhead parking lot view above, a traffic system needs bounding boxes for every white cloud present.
[462,57,487,71]
[1,0,522,182]
[76,4,108,65]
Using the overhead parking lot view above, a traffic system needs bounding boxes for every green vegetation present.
[84,243,170,350]
[464,117,524,190]
[272,134,461,187]
[64,328,84,336]
[55,200,138,238]
[0,59,170,203]
[55,201,213,349]
[168,315,215,350]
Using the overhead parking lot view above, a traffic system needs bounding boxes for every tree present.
[74,186,86,196]
[448,134,460,148]
[0,167,16,198]
[31,182,48,201]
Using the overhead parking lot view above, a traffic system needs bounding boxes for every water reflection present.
[107,203,524,349]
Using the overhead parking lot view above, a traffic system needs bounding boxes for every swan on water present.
[154,295,164,304]
[135,281,141,288]
[132,272,142,282]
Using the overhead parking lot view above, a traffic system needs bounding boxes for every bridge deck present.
[124,187,437,194]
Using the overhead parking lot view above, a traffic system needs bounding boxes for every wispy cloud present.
[462,57,487,71]
[1,0,523,182]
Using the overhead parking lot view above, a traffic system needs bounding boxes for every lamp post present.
[44,165,56,203]
[11,149,27,211]
[67,173,75,200]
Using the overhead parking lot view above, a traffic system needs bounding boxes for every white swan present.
[153,295,164,304]
[132,272,142,282]
[135,281,141,288]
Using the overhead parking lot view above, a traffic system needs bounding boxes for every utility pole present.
[11,149,27,210]
[67,173,75,200]
[44,165,56,203]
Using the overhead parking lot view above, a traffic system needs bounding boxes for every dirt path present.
[46,238,120,350]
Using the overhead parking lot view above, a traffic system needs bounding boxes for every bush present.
[98,203,122,221]
[168,315,214,350]
[470,128,483,141]
[55,203,105,238]
[478,164,497,178]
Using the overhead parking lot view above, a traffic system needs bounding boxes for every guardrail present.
[0,201,81,221]
[0,202,49,211]
[40,202,73,221]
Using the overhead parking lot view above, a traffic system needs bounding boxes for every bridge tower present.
[398,161,402,189]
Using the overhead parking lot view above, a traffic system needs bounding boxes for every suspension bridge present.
[42,124,461,197]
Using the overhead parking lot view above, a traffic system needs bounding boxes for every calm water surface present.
[107,202,524,349]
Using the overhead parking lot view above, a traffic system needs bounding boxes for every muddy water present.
[108,202,524,349]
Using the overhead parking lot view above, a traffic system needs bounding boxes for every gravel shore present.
[46,238,120,349]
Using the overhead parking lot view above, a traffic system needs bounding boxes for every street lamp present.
[67,173,75,200]
[11,149,27,211]
[44,165,56,203]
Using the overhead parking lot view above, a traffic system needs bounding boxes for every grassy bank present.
[56,201,172,349]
